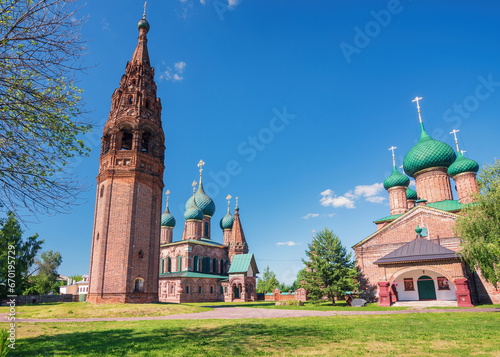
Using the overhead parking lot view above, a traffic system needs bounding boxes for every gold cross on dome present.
[197,160,205,175]
[165,189,170,199]
[412,96,423,123]
[192,180,197,194]
[235,196,239,207]
[450,129,460,152]
[143,2,147,19]
[226,195,232,209]
[388,146,397,167]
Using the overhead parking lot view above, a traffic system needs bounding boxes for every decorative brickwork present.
[388,186,409,215]
[453,171,479,204]
[88,18,164,304]
[414,167,453,203]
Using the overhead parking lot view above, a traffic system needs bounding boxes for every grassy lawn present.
[1,312,499,356]
[0,302,211,319]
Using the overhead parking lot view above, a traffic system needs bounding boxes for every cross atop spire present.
[235,196,239,210]
[197,160,205,177]
[192,180,197,195]
[412,96,423,123]
[226,194,232,212]
[143,1,147,19]
[388,146,397,167]
[450,129,460,152]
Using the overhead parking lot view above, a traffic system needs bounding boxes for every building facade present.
[353,100,500,306]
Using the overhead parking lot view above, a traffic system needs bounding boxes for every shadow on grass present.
[12,323,333,356]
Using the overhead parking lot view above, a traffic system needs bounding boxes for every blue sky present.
[15,0,500,284]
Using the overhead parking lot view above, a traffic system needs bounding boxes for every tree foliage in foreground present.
[0,211,43,297]
[455,159,500,286]
[302,228,358,304]
[0,0,91,218]
[24,250,62,295]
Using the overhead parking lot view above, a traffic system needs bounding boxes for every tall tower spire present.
[88,13,165,304]
[228,197,249,261]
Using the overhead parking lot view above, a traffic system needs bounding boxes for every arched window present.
[177,256,182,272]
[198,286,203,294]
[138,250,143,259]
[141,131,151,153]
[145,99,150,109]
[127,95,133,105]
[167,257,171,272]
[100,185,105,198]
[170,285,174,294]
[194,256,199,272]
[120,128,133,150]
[203,257,210,273]
[220,259,224,274]
[186,285,190,294]
[204,222,209,237]
[210,286,214,294]
[102,135,110,154]
[134,277,144,292]
[212,258,217,273]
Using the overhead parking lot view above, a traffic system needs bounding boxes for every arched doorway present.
[417,275,436,300]
[233,285,240,299]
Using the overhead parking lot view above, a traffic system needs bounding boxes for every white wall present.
[393,269,456,301]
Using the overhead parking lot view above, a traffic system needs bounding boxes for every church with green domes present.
[353,98,499,307]
[158,161,259,303]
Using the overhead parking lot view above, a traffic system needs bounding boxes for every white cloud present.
[319,182,386,210]
[101,18,109,30]
[158,61,186,82]
[302,213,319,219]
[276,241,300,247]
[366,196,386,204]
[175,61,186,73]
[228,0,240,7]
[409,180,416,188]
[301,213,335,219]
[354,183,384,198]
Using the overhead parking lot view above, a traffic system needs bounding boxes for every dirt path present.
[1,306,499,323]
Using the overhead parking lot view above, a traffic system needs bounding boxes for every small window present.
[128,96,133,105]
[186,286,190,294]
[96,233,99,241]
[102,135,110,154]
[138,250,143,259]
[100,185,105,198]
[170,285,174,294]
[145,99,150,109]
[220,286,224,294]
[198,286,203,294]
[121,129,133,150]
[141,131,151,153]
[134,277,144,292]
[210,286,214,294]
[204,222,209,237]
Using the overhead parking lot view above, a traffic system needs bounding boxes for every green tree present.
[290,268,307,291]
[256,266,279,293]
[455,159,500,286]
[69,275,82,284]
[0,0,91,218]
[302,228,358,305]
[25,250,62,295]
[0,211,44,297]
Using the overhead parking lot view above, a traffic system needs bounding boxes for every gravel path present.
[1,306,498,323]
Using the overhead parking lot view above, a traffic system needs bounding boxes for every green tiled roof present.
[403,123,456,177]
[373,214,403,223]
[426,199,464,212]
[447,151,479,177]
[228,253,259,274]
[384,166,410,190]
[159,271,229,280]
[406,187,418,200]
[161,239,226,248]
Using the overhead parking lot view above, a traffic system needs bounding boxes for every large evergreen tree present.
[0,212,44,297]
[455,159,500,286]
[302,228,358,304]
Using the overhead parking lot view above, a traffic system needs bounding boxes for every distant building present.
[353,99,500,306]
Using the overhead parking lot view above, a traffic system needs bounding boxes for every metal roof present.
[228,253,259,274]
[373,237,460,265]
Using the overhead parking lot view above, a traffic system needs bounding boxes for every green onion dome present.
[384,166,410,190]
[184,195,204,221]
[220,211,234,230]
[447,151,479,177]
[137,18,150,32]
[185,179,216,217]
[406,187,418,200]
[161,205,176,228]
[403,123,457,178]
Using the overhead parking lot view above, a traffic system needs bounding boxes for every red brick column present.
[454,278,474,307]
[378,281,391,306]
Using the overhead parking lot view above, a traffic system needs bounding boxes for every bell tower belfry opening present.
[88,11,165,304]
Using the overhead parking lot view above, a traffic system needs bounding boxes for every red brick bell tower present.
[88,14,164,304]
